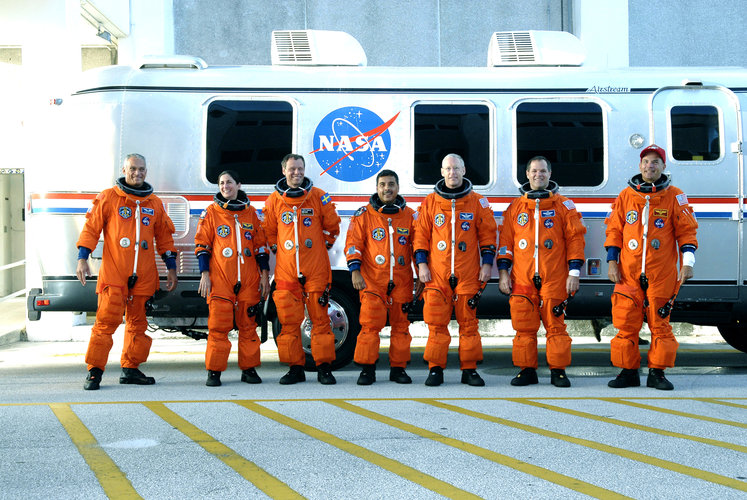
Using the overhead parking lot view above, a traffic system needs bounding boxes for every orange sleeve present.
[475,195,498,251]
[671,189,698,249]
[76,191,107,251]
[561,198,586,261]
[194,208,214,257]
[320,195,341,248]
[262,194,278,249]
[412,198,433,254]
[344,207,367,267]
[604,191,626,249]
[497,200,516,264]
[153,197,176,256]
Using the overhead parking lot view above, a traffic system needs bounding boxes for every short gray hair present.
[442,153,465,169]
[124,153,146,166]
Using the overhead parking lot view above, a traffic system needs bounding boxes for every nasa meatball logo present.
[311,106,399,182]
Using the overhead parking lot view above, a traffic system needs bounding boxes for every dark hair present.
[376,169,399,185]
[281,154,305,169]
[217,169,241,184]
[526,155,552,172]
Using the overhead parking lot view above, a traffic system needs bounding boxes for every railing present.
[0,259,25,303]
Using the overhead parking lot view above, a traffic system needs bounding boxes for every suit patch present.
[199,210,207,220]
[396,227,409,235]
[517,213,529,226]
[241,222,253,230]
[676,193,689,206]
[562,200,576,210]
[626,211,638,224]
[303,217,312,227]
[118,206,132,219]
[281,211,293,224]
[654,218,665,228]
[244,231,253,240]
[653,209,668,218]
[347,245,360,256]
[372,228,386,241]
[141,216,150,226]
[217,225,230,237]
[543,219,554,228]
[461,221,471,231]
[459,212,474,220]
[301,208,314,216]
[434,214,445,227]
[354,206,367,217]
[321,192,331,205]
[541,210,555,217]
[398,235,407,245]
[141,207,155,216]
[498,246,508,255]
[479,197,490,208]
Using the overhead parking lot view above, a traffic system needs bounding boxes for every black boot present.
[241,368,262,384]
[279,365,306,385]
[646,368,674,390]
[206,370,222,387]
[510,367,538,386]
[389,367,412,384]
[424,366,444,386]
[608,368,641,388]
[461,369,485,386]
[119,367,155,385]
[357,364,376,385]
[550,368,571,388]
[84,367,103,391]
[317,363,336,385]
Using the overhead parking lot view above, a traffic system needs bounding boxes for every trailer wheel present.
[271,283,360,371]
[717,324,747,353]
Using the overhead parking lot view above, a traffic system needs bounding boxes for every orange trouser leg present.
[423,288,452,369]
[306,291,336,366]
[388,302,412,368]
[236,300,261,370]
[509,294,541,369]
[455,295,482,370]
[120,295,152,369]
[86,286,126,371]
[647,296,678,369]
[610,288,644,369]
[354,291,387,365]
[540,299,572,370]
[205,297,235,372]
[273,289,306,366]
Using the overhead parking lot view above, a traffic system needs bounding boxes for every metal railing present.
[0,259,25,303]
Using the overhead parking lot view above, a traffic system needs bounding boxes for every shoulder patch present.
[479,197,490,209]
[354,206,367,217]
[676,193,689,206]
[321,192,331,205]
[562,199,576,211]
[199,210,207,220]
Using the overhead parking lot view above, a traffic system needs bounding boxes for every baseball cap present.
[640,144,666,164]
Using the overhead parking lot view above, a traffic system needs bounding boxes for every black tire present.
[271,283,360,370]
[717,324,747,353]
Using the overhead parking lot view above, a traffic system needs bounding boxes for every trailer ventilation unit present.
[488,30,585,67]
[272,30,367,66]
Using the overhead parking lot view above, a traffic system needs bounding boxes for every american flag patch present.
[479,197,490,208]
[676,193,689,206]
[563,200,576,210]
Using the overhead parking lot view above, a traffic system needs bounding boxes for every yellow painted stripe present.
[695,398,747,410]
[328,400,631,500]
[508,398,747,453]
[420,399,747,492]
[49,403,141,499]
[236,400,480,500]
[143,402,304,499]
[601,398,747,429]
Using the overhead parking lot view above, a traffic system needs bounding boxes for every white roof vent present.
[271,30,367,66]
[136,55,207,70]
[488,31,585,67]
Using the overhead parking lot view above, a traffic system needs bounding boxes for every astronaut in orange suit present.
[195,170,270,387]
[262,154,341,385]
[498,156,586,388]
[413,154,497,387]
[76,154,177,390]
[605,144,698,390]
[345,169,416,385]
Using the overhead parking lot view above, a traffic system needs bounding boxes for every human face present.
[123,157,147,187]
[377,175,399,204]
[219,173,240,200]
[639,152,665,183]
[282,158,305,188]
[441,157,465,189]
[526,159,551,190]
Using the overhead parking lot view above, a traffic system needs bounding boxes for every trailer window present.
[206,100,293,184]
[516,102,603,187]
[671,106,720,161]
[413,104,490,186]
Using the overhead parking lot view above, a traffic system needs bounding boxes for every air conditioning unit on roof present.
[271,30,367,66]
[488,30,585,67]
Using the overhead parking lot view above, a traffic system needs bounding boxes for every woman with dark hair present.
[195,170,270,386]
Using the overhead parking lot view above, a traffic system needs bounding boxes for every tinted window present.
[516,102,603,187]
[671,106,720,161]
[413,104,490,185]
[206,100,293,184]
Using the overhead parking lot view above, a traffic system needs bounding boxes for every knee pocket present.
[509,295,540,332]
[423,289,451,325]
[610,335,640,368]
[360,293,388,330]
[208,297,235,332]
[274,289,305,325]
[97,287,126,325]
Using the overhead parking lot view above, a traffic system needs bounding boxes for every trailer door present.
[650,86,743,285]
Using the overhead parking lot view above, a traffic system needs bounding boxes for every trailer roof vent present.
[272,30,367,66]
[488,30,585,67]
[136,55,207,70]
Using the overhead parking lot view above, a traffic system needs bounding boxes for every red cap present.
[640,144,666,164]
